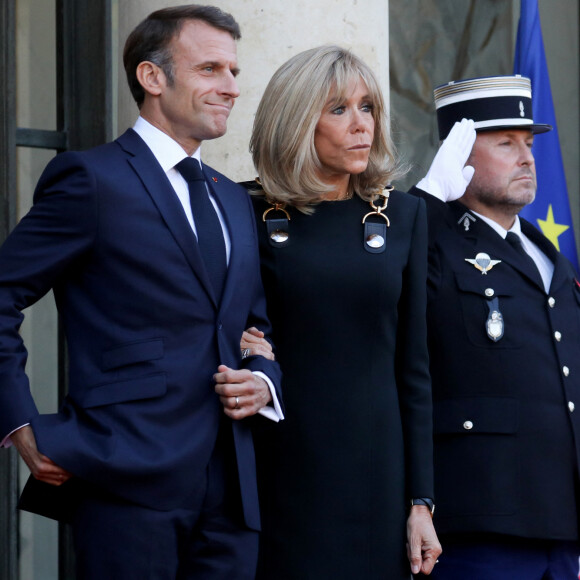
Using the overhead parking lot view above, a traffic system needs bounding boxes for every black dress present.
[250,191,433,580]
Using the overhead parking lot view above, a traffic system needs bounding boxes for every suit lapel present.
[116,130,217,306]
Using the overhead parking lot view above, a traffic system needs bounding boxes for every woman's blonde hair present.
[249,45,406,212]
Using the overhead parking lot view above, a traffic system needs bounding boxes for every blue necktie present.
[175,158,227,300]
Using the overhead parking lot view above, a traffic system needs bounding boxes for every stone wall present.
[389,0,514,189]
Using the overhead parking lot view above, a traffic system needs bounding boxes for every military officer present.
[411,75,580,579]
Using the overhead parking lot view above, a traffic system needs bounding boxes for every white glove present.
[416,118,476,202]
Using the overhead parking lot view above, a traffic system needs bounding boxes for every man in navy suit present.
[411,76,580,579]
[0,5,282,578]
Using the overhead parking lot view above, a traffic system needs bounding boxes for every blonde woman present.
[243,45,441,579]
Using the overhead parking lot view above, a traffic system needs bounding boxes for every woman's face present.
[314,77,375,189]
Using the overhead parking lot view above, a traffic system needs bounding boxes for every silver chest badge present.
[486,297,504,342]
[465,252,501,275]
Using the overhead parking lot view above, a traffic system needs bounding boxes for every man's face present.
[465,129,537,213]
[156,19,240,152]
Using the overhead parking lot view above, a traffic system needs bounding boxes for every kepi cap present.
[434,75,552,140]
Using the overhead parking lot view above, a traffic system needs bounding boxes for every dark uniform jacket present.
[411,186,580,540]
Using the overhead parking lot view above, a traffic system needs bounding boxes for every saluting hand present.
[416,118,476,202]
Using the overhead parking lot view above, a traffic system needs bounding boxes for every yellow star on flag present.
[537,204,569,251]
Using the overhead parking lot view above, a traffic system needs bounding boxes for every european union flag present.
[514,0,579,272]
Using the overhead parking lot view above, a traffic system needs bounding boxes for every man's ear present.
[136,61,166,97]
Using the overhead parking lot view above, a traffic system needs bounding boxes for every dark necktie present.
[175,157,227,300]
[505,231,542,286]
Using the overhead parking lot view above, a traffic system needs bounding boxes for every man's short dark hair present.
[123,4,241,108]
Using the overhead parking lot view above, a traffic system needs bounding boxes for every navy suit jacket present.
[0,129,282,530]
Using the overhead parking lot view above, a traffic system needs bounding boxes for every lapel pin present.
[457,212,476,231]
[465,252,501,275]
[212,177,218,182]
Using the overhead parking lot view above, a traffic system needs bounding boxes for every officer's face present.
[465,129,537,212]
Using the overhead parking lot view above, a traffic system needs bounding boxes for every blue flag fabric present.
[514,0,579,272]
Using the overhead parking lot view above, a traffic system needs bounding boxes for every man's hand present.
[406,505,442,575]
[240,327,275,361]
[416,118,476,202]
[214,365,273,420]
[11,425,72,486]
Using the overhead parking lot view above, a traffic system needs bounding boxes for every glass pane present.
[15,0,59,577]
[16,146,60,580]
[16,0,57,131]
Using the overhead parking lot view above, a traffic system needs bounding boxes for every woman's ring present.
[235,396,240,409]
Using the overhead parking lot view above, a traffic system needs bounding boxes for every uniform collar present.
[469,210,523,240]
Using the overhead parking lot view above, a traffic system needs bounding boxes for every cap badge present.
[519,101,525,117]
[465,252,501,275]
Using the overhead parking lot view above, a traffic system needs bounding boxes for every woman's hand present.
[240,327,275,361]
[406,505,442,575]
